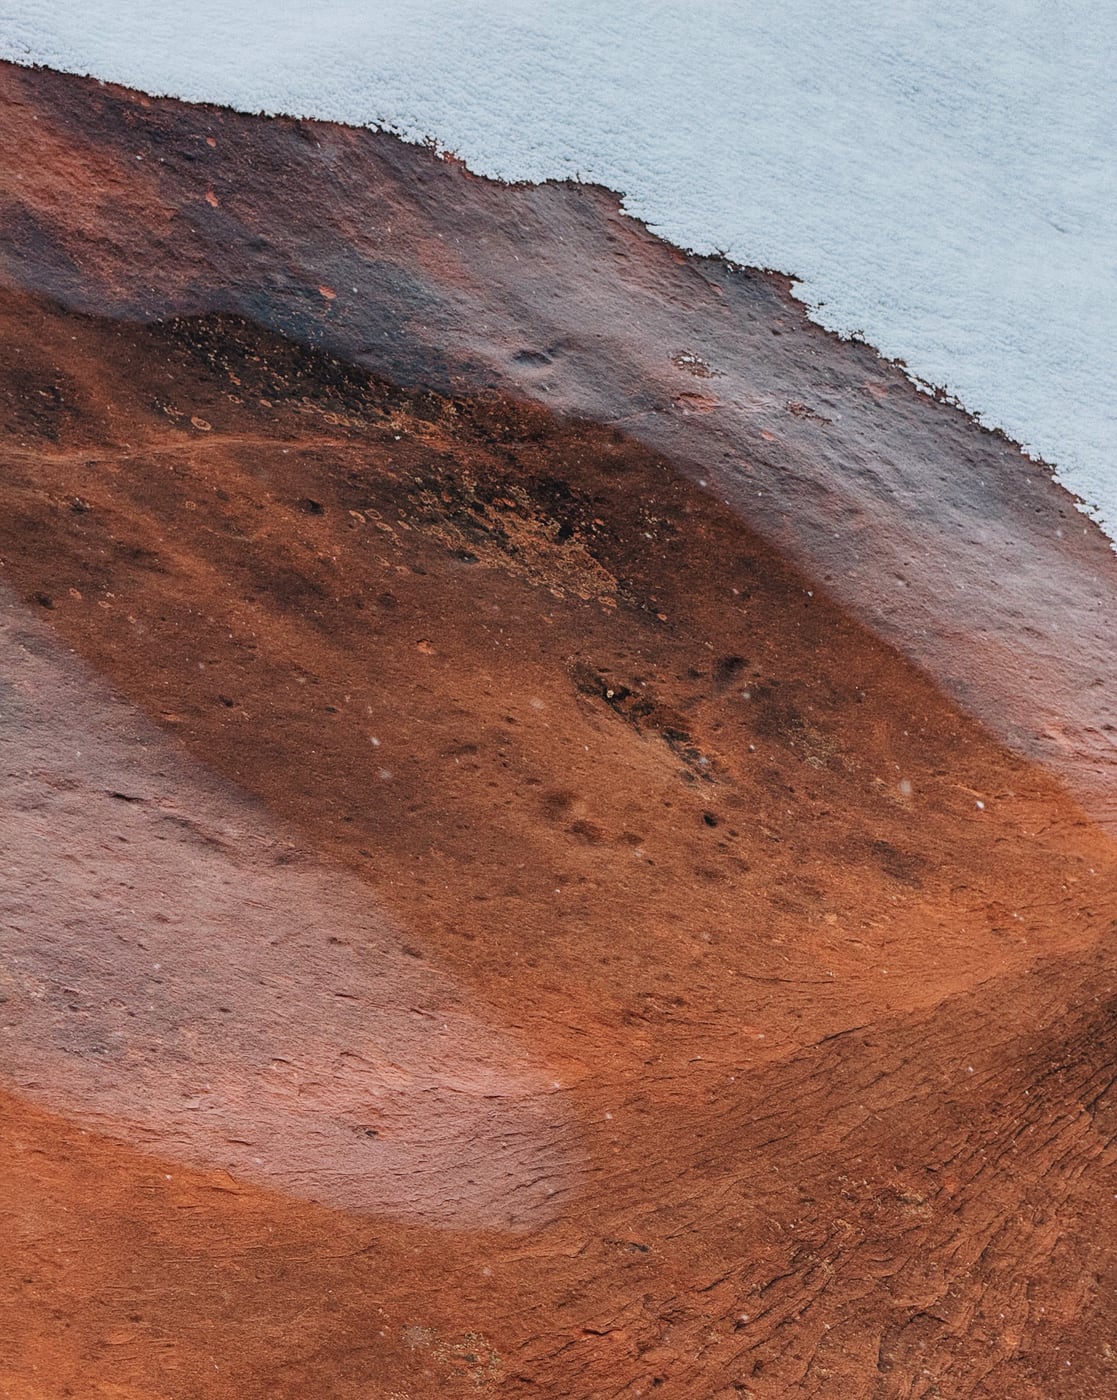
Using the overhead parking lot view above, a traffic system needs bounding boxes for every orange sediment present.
[1,63,1116,1400]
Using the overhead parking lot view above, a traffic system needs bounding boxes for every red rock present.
[0,62,1115,1400]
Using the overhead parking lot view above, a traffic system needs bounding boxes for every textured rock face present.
[1,66,1116,1400]
[2,63,1115,832]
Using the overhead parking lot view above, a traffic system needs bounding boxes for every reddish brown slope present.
[0,293,1115,1398]
[1,62,1115,832]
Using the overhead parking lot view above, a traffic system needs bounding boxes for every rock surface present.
[1,65,1116,1400]
[1,62,1114,831]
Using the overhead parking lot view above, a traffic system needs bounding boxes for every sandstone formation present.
[1,64,1115,1399]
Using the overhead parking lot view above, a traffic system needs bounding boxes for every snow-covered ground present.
[3,1,1115,541]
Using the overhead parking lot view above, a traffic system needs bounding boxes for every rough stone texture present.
[1,62,1114,830]
[1,66,1116,1400]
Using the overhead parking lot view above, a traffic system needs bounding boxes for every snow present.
[3,1,1115,541]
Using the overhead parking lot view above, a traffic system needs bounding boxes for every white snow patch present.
[3,1,1115,539]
